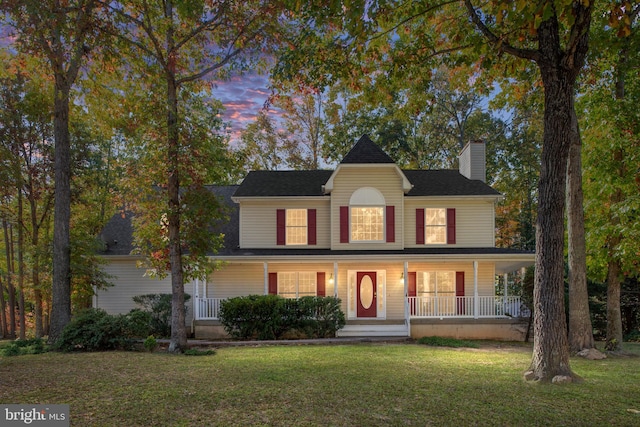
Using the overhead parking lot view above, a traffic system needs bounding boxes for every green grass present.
[1,342,639,426]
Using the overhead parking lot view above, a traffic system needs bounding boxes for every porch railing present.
[195,296,527,321]
[196,298,223,320]
[407,296,526,319]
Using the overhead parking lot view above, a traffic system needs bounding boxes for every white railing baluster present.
[407,296,522,319]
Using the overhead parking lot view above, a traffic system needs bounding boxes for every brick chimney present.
[459,140,486,182]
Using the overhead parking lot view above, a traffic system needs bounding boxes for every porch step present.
[336,323,409,338]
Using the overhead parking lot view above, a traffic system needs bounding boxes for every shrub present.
[132,293,191,338]
[54,309,131,352]
[219,295,345,340]
[143,335,158,352]
[0,338,48,357]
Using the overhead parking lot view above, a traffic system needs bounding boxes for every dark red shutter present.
[447,208,456,244]
[386,205,395,243]
[408,272,417,316]
[340,206,349,243]
[456,271,465,314]
[308,209,317,245]
[316,272,326,296]
[276,209,286,245]
[416,208,425,244]
[268,272,278,295]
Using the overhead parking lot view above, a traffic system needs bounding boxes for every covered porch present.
[191,254,533,339]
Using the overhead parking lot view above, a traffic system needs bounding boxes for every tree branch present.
[463,0,540,62]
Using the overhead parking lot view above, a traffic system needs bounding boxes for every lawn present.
[1,341,639,426]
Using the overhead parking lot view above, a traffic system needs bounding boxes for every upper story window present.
[286,209,307,245]
[351,207,384,241]
[277,209,316,246]
[425,208,446,244]
[416,208,456,245]
[346,187,387,243]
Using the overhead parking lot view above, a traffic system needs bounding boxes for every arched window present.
[349,187,385,242]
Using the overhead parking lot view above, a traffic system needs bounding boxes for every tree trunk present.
[165,0,187,353]
[0,272,6,338]
[2,219,14,338]
[566,112,594,353]
[605,258,624,352]
[603,37,629,354]
[527,16,584,381]
[49,76,72,343]
[528,73,575,381]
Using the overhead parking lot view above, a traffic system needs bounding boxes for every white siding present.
[238,199,330,248]
[404,199,495,248]
[330,166,405,250]
[95,259,194,324]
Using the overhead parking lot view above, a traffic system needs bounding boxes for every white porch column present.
[503,272,509,317]
[264,262,268,295]
[333,262,338,298]
[403,261,409,327]
[473,261,479,319]
[193,279,199,320]
[503,273,508,299]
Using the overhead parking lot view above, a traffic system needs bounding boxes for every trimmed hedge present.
[219,295,345,340]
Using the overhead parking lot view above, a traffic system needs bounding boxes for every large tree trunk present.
[165,0,187,353]
[49,76,72,343]
[566,112,595,353]
[527,73,575,381]
[526,15,588,382]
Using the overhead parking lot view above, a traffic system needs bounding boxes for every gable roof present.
[233,169,500,198]
[340,134,396,164]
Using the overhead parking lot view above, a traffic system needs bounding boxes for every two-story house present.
[96,135,534,340]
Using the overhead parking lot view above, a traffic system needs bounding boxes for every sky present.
[213,73,278,145]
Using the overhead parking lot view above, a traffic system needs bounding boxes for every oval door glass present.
[360,276,374,309]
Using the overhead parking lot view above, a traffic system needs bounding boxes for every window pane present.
[437,272,455,294]
[426,208,446,225]
[298,272,316,296]
[425,208,446,244]
[279,272,296,298]
[286,209,307,245]
[351,207,383,241]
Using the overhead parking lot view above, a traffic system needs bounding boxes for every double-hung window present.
[277,209,316,246]
[416,208,456,245]
[425,208,446,244]
[286,209,307,245]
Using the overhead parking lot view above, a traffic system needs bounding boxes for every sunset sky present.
[214,72,276,144]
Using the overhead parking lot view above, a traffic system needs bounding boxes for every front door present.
[357,272,377,317]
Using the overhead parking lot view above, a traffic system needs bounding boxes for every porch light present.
[399,271,404,285]
[329,274,334,285]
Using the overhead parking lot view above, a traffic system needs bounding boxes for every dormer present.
[323,135,413,194]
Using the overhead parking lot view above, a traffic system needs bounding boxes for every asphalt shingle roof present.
[232,170,332,197]
[341,134,396,164]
